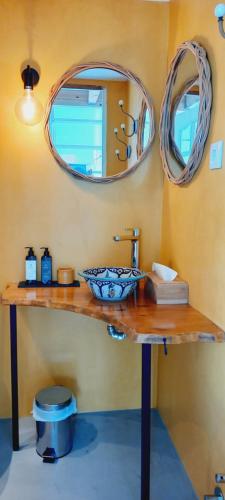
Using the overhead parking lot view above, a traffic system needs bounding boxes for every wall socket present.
[210,141,224,169]
[215,473,225,483]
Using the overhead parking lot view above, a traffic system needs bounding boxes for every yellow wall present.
[158,0,225,497]
[103,80,129,176]
[0,0,169,417]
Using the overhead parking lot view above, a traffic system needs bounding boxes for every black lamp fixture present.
[15,65,43,125]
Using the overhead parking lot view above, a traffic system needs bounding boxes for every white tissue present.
[152,262,177,281]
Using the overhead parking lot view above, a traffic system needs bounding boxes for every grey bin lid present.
[35,386,72,411]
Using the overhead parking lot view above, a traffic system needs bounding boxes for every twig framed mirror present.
[44,61,155,183]
[159,41,212,185]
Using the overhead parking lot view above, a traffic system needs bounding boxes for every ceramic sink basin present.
[79,266,146,302]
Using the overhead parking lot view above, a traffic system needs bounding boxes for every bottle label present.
[26,261,36,281]
[41,258,52,284]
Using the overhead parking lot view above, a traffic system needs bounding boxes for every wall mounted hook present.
[118,99,138,137]
[114,127,132,161]
[115,147,132,162]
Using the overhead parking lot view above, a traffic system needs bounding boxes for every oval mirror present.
[160,41,212,185]
[45,62,155,183]
[171,77,200,166]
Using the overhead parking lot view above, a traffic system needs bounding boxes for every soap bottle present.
[25,247,37,283]
[40,247,52,285]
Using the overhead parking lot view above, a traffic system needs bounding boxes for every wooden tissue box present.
[146,272,189,305]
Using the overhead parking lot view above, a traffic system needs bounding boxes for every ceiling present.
[75,69,127,81]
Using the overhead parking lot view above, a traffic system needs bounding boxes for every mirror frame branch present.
[159,41,212,185]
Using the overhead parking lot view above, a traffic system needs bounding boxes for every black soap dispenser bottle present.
[25,247,37,284]
[40,247,52,285]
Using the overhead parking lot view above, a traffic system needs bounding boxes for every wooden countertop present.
[1,282,224,344]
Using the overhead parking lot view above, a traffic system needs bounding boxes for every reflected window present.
[49,86,106,177]
[173,89,199,164]
[143,109,150,149]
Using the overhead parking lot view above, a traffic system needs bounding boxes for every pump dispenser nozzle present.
[25,246,35,257]
[40,247,50,256]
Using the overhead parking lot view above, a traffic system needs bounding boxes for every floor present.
[0,409,197,500]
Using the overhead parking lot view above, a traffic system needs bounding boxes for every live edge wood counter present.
[1,282,224,344]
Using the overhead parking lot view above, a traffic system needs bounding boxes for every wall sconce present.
[215,4,225,38]
[15,65,43,125]
[114,127,132,161]
[118,99,138,137]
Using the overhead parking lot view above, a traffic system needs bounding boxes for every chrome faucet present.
[113,227,140,268]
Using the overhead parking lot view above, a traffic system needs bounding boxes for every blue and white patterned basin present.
[79,267,146,302]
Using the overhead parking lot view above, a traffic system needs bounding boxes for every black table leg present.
[10,305,19,451]
[141,344,151,500]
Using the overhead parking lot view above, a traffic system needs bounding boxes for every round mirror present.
[160,41,212,185]
[45,62,155,183]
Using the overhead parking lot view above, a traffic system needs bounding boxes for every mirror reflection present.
[165,49,200,180]
[143,109,151,150]
[171,79,200,165]
[48,67,152,179]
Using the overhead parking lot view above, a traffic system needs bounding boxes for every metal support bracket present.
[10,305,19,451]
[141,344,151,500]
[163,337,168,356]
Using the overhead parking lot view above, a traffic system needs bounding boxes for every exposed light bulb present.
[15,65,43,126]
[215,3,225,18]
[15,88,43,126]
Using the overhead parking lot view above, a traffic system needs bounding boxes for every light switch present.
[210,141,224,169]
